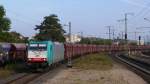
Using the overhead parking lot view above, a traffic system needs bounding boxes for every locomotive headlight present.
[28,58,32,61]
[43,58,45,61]
[0,53,3,56]
[43,58,47,61]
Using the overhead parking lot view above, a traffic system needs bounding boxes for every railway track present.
[130,55,150,65]
[5,73,42,84]
[3,69,46,84]
[113,54,150,83]
[3,67,52,84]
[3,63,66,84]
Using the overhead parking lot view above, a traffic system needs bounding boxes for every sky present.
[1,0,150,40]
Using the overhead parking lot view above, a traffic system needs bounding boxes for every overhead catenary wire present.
[4,9,45,33]
[120,0,150,24]
[129,1,150,27]
[117,1,150,40]
[6,9,40,24]
[10,16,36,26]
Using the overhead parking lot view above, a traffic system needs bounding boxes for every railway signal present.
[136,26,150,45]
[118,13,134,44]
[124,13,134,44]
[127,31,144,41]
[139,36,141,45]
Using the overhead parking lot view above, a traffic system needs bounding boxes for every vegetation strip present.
[73,53,113,70]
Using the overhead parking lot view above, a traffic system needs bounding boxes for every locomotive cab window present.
[29,44,47,51]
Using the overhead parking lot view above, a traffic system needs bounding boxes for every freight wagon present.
[0,43,15,63]
[0,43,27,66]
[13,43,27,62]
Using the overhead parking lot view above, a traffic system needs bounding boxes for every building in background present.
[137,40,144,45]
[65,34,81,43]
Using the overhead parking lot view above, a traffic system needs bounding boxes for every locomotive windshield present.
[28,43,48,62]
[29,44,47,51]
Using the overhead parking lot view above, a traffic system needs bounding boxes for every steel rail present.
[114,55,150,83]
[116,55,150,74]
[5,73,42,84]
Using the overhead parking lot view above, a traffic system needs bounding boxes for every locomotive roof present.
[29,41,53,44]
[0,43,12,51]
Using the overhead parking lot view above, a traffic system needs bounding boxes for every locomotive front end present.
[27,42,48,68]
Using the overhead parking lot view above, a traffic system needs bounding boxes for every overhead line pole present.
[124,13,130,56]
[68,22,72,67]
[118,13,133,44]
[112,29,115,41]
[127,31,144,41]
[80,32,83,41]
[64,22,72,68]
[109,27,111,40]
[133,32,144,41]
[121,31,124,40]
[124,13,134,44]
[69,22,71,43]
[81,32,83,39]
[125,13,128,44]
[106,26,113,54]
[106,26,112,40]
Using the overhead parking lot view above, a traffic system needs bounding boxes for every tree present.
[34,14,66,42]
[0,31,27,43]
[79,37,112,45]
[0,6,27,43]
[0,6,11,32]
[9,31,25,43]
[0,5,11,42]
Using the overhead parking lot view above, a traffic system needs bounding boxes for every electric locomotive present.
[27,41,64,69]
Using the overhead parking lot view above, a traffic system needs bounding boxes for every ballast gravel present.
[29,63,147,84]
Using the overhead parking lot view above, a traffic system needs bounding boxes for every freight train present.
[1,41,150,68]
[25,41,107,69]
[27,41,105,68]
[26,41,150,69]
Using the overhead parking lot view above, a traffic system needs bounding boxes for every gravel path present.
[28,63,147,84]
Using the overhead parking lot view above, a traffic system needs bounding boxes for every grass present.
[0,69,14,78]
[0,63,16,79]
[0,63,27,79]
[73,53,113,70]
